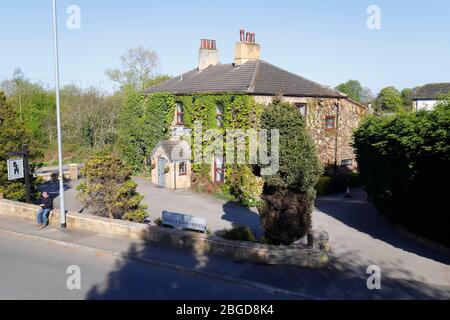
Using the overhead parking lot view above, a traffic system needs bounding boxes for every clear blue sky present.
[1,0,449,94]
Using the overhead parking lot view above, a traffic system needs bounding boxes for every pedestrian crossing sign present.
[7,158,24,181]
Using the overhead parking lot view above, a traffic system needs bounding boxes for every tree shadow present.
[84,224,449,300]
[315,188,450,265]
[85,234,293,300]
[220,202,263,238]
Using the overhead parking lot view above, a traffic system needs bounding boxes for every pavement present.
[39,177,264,237]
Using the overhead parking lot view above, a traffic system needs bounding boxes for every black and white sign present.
[162,211,207,233]
[7,158,24,180]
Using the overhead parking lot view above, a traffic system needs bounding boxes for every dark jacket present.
[39,195,53,210]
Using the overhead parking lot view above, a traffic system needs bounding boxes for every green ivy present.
[118,91,263,176]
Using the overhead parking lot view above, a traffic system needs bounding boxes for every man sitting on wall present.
[37,191,53,228]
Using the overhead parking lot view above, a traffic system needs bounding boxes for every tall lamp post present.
[52,0,66,228]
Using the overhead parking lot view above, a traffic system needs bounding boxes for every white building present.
[413,83,450,111]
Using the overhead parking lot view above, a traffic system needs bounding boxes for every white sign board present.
[7,158,24,181]
[162,211,207,233]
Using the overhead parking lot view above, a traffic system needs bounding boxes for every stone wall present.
[0,199,329,268]
[253,95,367,170]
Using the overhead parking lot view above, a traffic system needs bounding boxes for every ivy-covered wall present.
[118,91,263,174]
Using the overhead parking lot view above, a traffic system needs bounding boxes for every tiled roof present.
[413,83,450,100]
[144,60,346,98]
[151,140,190,162]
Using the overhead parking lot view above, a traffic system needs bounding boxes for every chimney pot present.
[198,38,219,70]
[234,30,260,65]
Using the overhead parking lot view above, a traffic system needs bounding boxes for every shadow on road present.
[315,189,450,265]
[85,224,449,300]
[220,202,263,238]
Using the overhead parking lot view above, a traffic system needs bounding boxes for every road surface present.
[0,216,449,300]
[0,230,295,300]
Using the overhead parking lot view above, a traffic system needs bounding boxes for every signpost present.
[162,211,207,233]
[7,145,32,203]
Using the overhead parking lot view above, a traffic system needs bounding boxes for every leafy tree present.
[354,98,450,246]
[401,88,414,111]
[0,92,42,201]
[105,47,165,91]
[257,102,322,245]
[376,86,403,112]
[336,80,374,105]
[336,80,364,103]
[77,154,147,222]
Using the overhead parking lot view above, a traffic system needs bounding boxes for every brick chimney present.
[234,29,260,65]
[198,39,219,70]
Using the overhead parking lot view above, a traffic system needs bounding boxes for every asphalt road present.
[0,231,294,300]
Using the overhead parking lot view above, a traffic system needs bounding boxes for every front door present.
[158,157,166,187]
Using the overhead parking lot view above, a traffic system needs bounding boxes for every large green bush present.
[258,102,322,245]
[0,92,42,201]
[77,154,147,222]
[223,225,256,242]
[354,99,450,246]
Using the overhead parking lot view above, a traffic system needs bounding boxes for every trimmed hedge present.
[315,173,361,195]
[223,225,256,242]
[354,101,450,246]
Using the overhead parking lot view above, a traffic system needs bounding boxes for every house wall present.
[151,147,191,189]
[253,95,366,171]
[174,161,192,189]
[414,99,438,111]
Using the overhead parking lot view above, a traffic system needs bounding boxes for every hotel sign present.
[162,211,207,233]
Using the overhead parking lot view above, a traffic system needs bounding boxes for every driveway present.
[38,178,450,298]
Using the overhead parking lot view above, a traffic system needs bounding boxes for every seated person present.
[37,191,53,227]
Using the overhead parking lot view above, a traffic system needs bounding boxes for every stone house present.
[412,83,450,111]
[145,30,367,187]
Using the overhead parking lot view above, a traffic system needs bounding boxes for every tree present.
[336,80,364,103]
[376,86,403,112]
[257,102,322,245]
[0,92,42,201]
[336,80,374,105]
[76,154,147,223]
[354,98,450,246]
[105,47,165,91]
[401,88,414,111]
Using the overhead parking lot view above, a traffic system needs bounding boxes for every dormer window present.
[216,104,224,127]
[176,103,184,125]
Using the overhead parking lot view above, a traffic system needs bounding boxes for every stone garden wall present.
[0,198,329,268]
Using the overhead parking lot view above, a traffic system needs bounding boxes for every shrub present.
[354,100,450,246]
[315,172,361,195]
[223,225,256,242]
[258,102,322,245]
[77,154,147,222]
[0,92,43,202]
[227,165,264,207]
[154,217,163,227]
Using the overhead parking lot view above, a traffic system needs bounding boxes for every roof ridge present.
[257,60,346,98]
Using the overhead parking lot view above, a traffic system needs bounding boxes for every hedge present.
[354,101,450,246]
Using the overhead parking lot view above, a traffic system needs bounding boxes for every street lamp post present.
[52,0,66,229]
